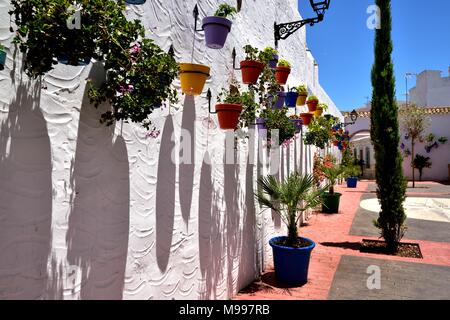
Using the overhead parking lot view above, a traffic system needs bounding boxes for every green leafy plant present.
[307,95,319,102]
[438,136,448,144]
[214,4,237,18]
[297,85,308,95]
[258,47,278,64]
[426,133,435,143]
[399,103,430,188]
[10,0,143,78]
[343,164,361,179]
[412,154,431,181]
[243,44,260,61]
[255,173,327,247]
[304,115,338,149]
[371,0,407,252]
[259,107,295,145]
[318,103,328,111]
[0,44,5,51]
[321,162,344,194]
[277,59,291,68]
[89,39,179,129]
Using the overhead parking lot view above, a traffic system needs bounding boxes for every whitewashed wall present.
[0,0,341,300]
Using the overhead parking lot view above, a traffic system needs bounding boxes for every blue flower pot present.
[268,54,279,69]
[57,54,91,66]
[0,50,6,70]
[270,236,315,286]
[285,91,299,108]
[346,177,358,188]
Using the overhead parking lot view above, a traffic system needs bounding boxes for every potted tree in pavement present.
[413,154,432,181]
[399,103,430,188]
[256,173,327,286]
[321,161,344,213]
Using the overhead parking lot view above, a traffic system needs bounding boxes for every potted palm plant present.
[202,4,237,49]
[321,162,344,213]
[306,95,319,112]
[0,44,6,70]
[256,173,327,285]
[296,85,308,106]
[275,59,291,85]
[240,45,265,84]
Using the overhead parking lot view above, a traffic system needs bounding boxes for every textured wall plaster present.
[0,0,341,300]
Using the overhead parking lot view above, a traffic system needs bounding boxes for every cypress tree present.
[370,0,407,252]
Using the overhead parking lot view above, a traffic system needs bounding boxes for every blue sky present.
[298,0,450,111]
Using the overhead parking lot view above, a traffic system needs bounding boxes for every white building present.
[345,68,450,182]
[0,1,341,300]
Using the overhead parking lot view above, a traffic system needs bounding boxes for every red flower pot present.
[275,66,291,85]
[240,60,264,84]
[307,100,318,112]
[300,113,313,126]
[333,140,339,146]
[216,104,243,130]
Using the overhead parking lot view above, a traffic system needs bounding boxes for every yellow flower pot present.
[179,63,210,96]
[314,107,324,117]
[296,94,307,106]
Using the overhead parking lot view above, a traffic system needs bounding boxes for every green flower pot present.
[322,192,342,214]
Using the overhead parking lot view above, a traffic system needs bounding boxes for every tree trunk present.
[419,168,422,181]
[411,138,415,188]
[329,186,334,194]
[287,222,298,247]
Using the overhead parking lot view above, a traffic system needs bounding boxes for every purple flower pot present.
[202,16,232,49]
[269,54,279,69]
[274,91,286,109]
[290,119,303,133]
[125,0,146,4]
[256,118,266,131]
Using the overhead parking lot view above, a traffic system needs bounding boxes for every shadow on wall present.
[198,152,224,299]
[179,96,195,228]
[155,114,176,273]
[0,82,52,299]
[66,63,130,300]
[224,150,241,296]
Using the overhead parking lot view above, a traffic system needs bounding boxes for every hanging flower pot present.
[296,94,307,106]
[285,91,299,108]
[333,140,339,146]
[269,91,286,109]
[256,118,267,131]
[202,16,232,49]
[314,106,324,117]
[57,54,91,66]
[125,0,146,4]
[290,119,303,133]
[275,66,291,85]
[216,104,243,130]
[240,60,264,84]
[306,96,319,112]
[179,63,210,96]
[269,54,279,69]
[0,48,6,71]
[300,113,313,126]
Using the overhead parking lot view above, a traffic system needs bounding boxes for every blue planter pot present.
[125,0,146,4]
[57,55,91,66]
[285,91,299,108]
[346,177,358,188]
[0,50,6,70]
[268,54,279,69]
[269,236,315,286]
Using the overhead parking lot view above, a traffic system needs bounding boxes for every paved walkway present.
[235,181,450,300]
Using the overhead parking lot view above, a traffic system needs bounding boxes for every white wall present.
[0,0,341,300]
[409,69,450,107]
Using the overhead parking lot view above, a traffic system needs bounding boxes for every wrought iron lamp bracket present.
[193,4,204,33]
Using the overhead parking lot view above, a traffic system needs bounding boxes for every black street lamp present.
[341,109,358,127]
[274,0,331,47]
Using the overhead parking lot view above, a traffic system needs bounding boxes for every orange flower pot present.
[216,104,243,130]
[307,100,318,112]
[300,113,313,126]
[296,94,307,106]
[275,66,291,85]
[179,63,210,96]
[240,60,264,84]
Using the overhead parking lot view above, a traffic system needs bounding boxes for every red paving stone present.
[235,181,450,300]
